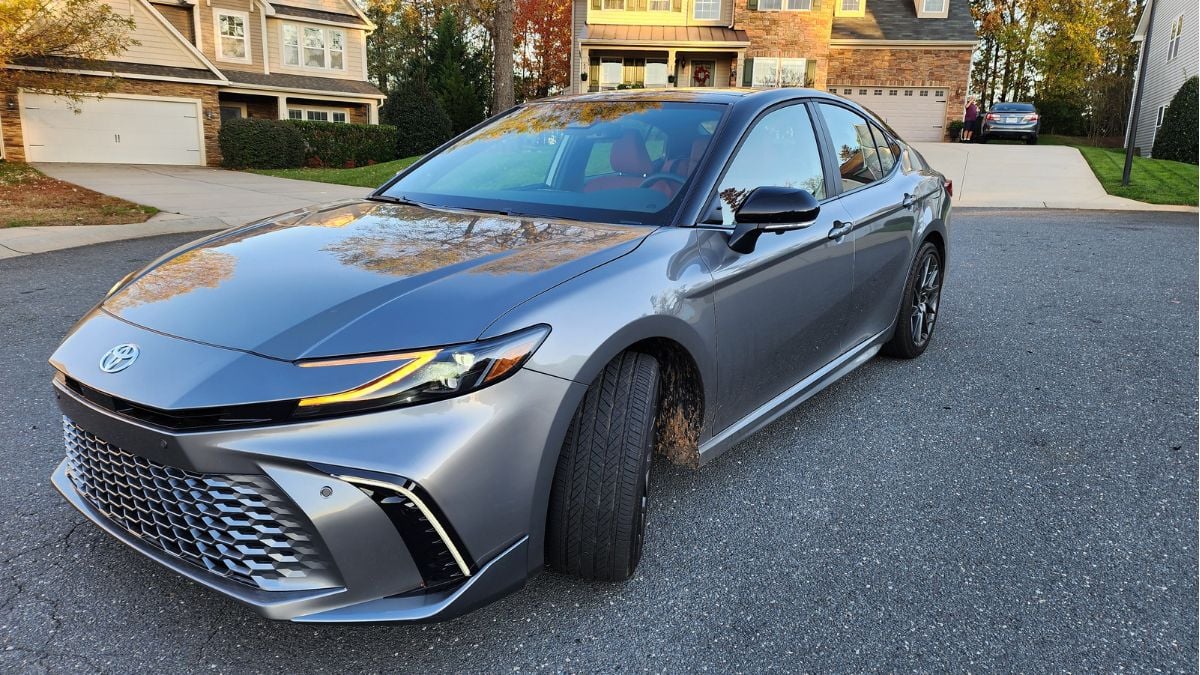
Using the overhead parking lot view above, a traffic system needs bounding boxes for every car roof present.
[537,87,844,106]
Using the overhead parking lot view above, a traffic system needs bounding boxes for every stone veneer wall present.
[827,46,973,139]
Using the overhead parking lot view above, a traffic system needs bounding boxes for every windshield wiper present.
[366,194,431,208]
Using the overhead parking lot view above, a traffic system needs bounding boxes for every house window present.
[1167,15,1183,61]
[1156,104,1167,127]
[282,23,345,70]
[839,0,861,11]
[750,57,807,87]
[602,0,624,8]
[922,0,945,12]
[693,0,719,18]
[756,0,810,9]
[215,11,250,62]
[287,106,351,123]
[648,0,670,9]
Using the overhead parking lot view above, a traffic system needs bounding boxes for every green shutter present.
[747,0,758,9]
[742,58,754,86]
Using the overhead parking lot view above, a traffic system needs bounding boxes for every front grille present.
[62,417,335,591]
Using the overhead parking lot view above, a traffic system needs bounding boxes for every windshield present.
[992,103,1035,112]
[380,101,727,226]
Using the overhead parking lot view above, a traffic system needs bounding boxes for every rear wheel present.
[1026,135,1039,145]
[547,351,660,581]
[882,242,942,359]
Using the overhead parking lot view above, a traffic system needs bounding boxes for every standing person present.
[963,97,979,142]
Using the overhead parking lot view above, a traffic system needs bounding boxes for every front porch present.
[577,25,749,92]
[216,91,379,125]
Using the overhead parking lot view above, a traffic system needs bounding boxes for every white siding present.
[114,0,210,69]
[266,18,368,82]
[1132,0,1197,156]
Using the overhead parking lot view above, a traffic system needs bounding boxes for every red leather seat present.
[583,130,654,193]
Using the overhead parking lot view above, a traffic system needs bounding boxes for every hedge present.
[1151,76,1198,165]
[283,120,400,168]
[218,118,304,169]
[381,87,453,157]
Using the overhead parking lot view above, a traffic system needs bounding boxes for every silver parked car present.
[49,88,951,622]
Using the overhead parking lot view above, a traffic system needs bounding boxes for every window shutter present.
[805,59,817,87]
[592,0,601,8]
[810,0,819,9]
[672,0,682,10]
[747,0,758,9]
[742,58,754,86]
[631,0,646,9]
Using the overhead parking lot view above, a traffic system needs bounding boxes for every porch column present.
[580,47,590,93]
[368,101,379,125]
[735,49,747,87]
[277,95,288,120]
[667,49,677,88]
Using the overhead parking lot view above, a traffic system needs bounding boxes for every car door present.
[814,102,921,346]
[700,102,856,431]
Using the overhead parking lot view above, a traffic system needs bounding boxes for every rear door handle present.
[828,221,853,240]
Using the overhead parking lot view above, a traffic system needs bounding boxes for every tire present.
[882,241,943,359]
[1026,135,1038,145]
[977,134,988,143]
[547,351,660,582]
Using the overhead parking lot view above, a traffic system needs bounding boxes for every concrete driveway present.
[35,163,370,226]
[911,143,1185,210]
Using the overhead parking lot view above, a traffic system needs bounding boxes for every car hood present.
[103,200,651,360]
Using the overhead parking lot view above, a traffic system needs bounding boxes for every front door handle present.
[828,221,853,240]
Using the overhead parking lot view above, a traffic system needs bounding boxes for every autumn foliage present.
[514,0,571,100]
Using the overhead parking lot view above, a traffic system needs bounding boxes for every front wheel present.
[546,351,660,582]
[882,242,943,359]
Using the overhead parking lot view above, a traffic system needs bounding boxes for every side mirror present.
[728,187,820,254]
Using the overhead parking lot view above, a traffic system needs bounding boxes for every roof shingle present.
[831,0,977,42]
[221,70,385,97]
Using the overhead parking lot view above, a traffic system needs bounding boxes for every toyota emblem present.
[99,344,140,373]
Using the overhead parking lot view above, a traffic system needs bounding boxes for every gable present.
[111,0,213,70]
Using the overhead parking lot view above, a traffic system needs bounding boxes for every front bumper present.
[50,365,584,622]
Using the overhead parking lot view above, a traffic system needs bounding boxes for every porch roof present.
[582,25,750,48]
[221,70,385,99]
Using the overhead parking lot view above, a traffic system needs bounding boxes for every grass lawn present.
[1039,135,1198,206]
[0,162,158,228]
[251,157,421,189]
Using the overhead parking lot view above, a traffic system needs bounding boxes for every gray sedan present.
[48,88,951,622]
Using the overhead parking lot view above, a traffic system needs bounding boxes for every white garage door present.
[21,93,204,165]
[830,86,948,142]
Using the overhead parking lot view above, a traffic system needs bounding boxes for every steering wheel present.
[639,173,687,189]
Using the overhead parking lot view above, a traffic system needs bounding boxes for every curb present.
[0,213,227,259]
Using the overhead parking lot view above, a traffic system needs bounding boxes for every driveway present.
[34,164,370,227]
[912,143,1184,210]
[0,209,1195,671]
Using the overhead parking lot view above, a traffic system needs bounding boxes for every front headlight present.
[293,325,550,417]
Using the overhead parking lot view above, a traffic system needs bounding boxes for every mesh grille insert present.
[62,417,335,591]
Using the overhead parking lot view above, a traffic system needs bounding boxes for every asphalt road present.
[1,209,1196,672]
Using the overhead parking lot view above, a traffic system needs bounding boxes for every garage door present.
[21,93,204,165]
[829,86,948,142]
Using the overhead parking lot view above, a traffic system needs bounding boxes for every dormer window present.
[835,0,865,17]
[281,23,346,71]
[922,0,944,11]
[694,0,720,19]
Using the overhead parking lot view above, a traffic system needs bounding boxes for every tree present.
[1151,77,1198,164]
[0,0,137,104]
[514,0,571,100]
[466,0,515,113]
[425,8,488,133]
[381,84,454,156]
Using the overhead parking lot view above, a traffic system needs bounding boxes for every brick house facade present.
[571,0,977,141]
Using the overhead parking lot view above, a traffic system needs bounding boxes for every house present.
[569,0,977,141]
[1127,0,1195,156]
[0,0,385,166]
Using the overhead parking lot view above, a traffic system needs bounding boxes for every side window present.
[869,123,899,174]
[818,103,883,191]
[714,104,826,226]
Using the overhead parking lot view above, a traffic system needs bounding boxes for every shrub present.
[1032,96,1088,136]
[381,87,454,157]
[218,118,304,169]
[948,120,964,140]
[284,120,399,167]
[1151,77,1198,164]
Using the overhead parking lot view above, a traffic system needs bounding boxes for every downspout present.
[1123,0,1156,182]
